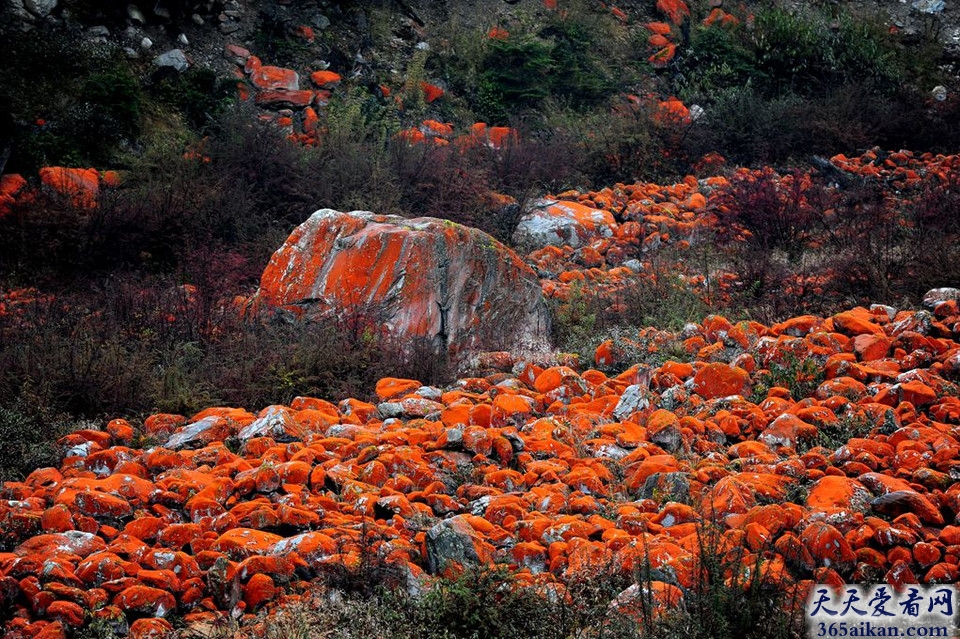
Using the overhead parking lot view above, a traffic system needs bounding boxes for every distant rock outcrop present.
[256,209,550,358]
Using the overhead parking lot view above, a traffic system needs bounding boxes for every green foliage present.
[149,67,236,131]
[751,7,826,89]
[751,353,826,403]
[683,526,803,639]
[0,397,67,483]
[482,34,556,111]
[0,25,144,171]
[679,25,758,99]
[811,411,875,452]
[252,5,311,67]
[832,15,902,87]
[82,69,143,141]
[398,567,554,639]
[550,280,597,352]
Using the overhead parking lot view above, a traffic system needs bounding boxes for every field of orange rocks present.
[2,291,960,636]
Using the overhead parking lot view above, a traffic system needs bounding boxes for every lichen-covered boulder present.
[512,198,617,249]
[257,209,550,358]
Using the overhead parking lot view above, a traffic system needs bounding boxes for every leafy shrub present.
[750,353,826,404]
[0,397,68,483]
[394,567,555,639]
[0,24,143,172]
[481,35,556,114]
[750,7,827,92]
[678,24,758,99]
[149,67,237,131]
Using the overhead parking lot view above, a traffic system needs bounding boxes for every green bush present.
[0,24,143,172]
[397,567,555,639]
[0,398,67,483]
[751,7,827,92]
[150,67,236,131]
[481,35,556,112]
[678,23,759,100]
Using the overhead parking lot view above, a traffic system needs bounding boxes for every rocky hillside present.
[2,291,960,637]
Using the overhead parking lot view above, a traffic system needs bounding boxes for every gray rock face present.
[24,0,56,17]
[236,406,299,441]
[613,383,649,420]
[164,416,219,449]
[639,472,691,503]
[257,210,550,359]
[512,198,617,249]
[424,515,491,575]
[153,48,190,72]
[923,287,960,308]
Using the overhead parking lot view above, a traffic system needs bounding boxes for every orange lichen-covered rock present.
[831,309,884,336]
[801,522,856,570]
[128,618,173,639]
[38,167,100,208]
[420,82,444,103]
[254,89,314,109]
[513,199,617,249]
[212,528,284,560]
[309,70,341,87]
[611,581,684,622]
[248,64,299,91]
[6,291,960,626]
[114,585,177,618]
[256,210,549,357]
[243,573,275,610]
[656,0,690,24]
[805,476,873,513]
[692,363,750,399]
[0,173,27,217]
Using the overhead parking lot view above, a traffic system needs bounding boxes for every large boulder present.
[257,210,550,357]
[512,198,617,249]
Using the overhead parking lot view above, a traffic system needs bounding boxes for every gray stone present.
[24,0,56,17]
[923,287,959,308]
[236,406,298,441]
[377,402,404,419]
[513,198,616,250]
[416,385,442,401]
[639,472,691,503]
[126,3,146,24]
[424,516,488,575]
[649,422,683,453]
[164,416,219,449]
[912,0,945,14]
[442,427,463,449]
[613,383,649,420]
[869,304,897,321]
[207,555,241,610]
[153,48,189,72]
[8,0,33,21]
